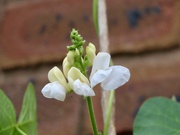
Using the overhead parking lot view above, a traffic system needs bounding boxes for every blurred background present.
[0,0,180,135]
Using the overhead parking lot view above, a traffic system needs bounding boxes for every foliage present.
[133,97,180,135]
[0,83,37,135]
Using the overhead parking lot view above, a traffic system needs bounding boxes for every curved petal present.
[50,82,66,101]
[41,82,66,101]
[48,66,69,90]
[73,79,95,97]
[68,76,75,90]
[41,83,52,98]
[63,57,71,78]
[101,66,130,90]
[67,51,75,65]
[90,52,111,79]
[68,67,89,85]
[90,68,112,88]
[86,43,96,65]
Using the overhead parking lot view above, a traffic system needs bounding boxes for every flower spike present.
[42,29,130,101]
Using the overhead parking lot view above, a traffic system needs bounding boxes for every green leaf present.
[13,127,28,135]
[133,97,180,135]
[17,83,37,135]
[0,90,16,135]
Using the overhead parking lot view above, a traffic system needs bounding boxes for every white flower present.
[90,52,130,91]
[41,66,70,101]
[68,67,95,97]
[42,52,130,100]
[42,81,66,101]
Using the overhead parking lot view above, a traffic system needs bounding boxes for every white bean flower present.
[90,52,130,91]
[41,29,130,101]
[68,52,130,97]
[41,66,70,101]
[68,67,95,97]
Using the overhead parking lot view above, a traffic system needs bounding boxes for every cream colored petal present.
[67,51,75,65]
[48,66,69,91]
[68,76,74,90]
[90,68,112,88]
[73,79,95,97]
[90,52,110,79]
[88,43,96,52]
[41,82,66,101]
[68,67,89,85]
[63,57,71,78]
[101,66,130,90]
[86,46,96,65]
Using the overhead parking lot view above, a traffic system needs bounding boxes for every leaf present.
[10,127,27,135]
[17,83,37,135]
[0,90,16,135]
[133,97,180,135]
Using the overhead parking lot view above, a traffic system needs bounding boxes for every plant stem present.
[103,90,115,135]
[98,0,116,134]
[93,0,99,34]
[86,96,99,135]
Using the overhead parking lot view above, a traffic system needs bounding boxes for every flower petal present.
[101,66,130,90]
[41,81,66,101]
[73,79,95,97]
[68,67,90,86]
[48,66,69,90]
[90,52,111,79]
[90,68,112,88]
[86,43,96,65]
[63,57,71,78]
[41,83,52,98]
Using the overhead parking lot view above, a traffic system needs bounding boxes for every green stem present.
[93,0,99,34]
[103,90,115,135]
[86,96,100,135]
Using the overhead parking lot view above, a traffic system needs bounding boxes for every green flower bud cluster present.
[65,29,96,75]
[67,29,85,51]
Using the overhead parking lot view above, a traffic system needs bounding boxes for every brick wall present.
[0,0,180,135]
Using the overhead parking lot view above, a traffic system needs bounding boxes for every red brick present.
[0,48,180,134]
[0,66,86,135]
[0,0,96,69]
[112,48,180,132]
[83,48,180,133]
[0,0,180,69]
[107,0,180,53]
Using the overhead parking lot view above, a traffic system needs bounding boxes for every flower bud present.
[67,51,75,65]
[86,43,96,65]
[75,48,80,56]
[63,57,71,78]
[88,43,96,52]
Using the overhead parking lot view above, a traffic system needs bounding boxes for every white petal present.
[90,52,110,79]
[41,82,66,101]
[50,82,66,101]
[41,83,52,98]
[101,66,130,90]
[73,79,95,97]
[90,68,112,88]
